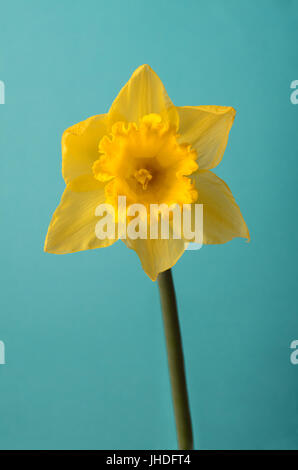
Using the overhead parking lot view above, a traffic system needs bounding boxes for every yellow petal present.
[177,106,236,169]
[123,237,186,281]
[62,114,108,184]
[193,170,249,244]
[109,64,178,128]
[44,178,116,254]
[68,174,105,192]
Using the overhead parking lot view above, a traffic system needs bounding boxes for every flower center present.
[134,168,152,190]
[92,113,198,210]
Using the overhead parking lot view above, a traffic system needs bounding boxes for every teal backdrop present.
[0,0,298,450]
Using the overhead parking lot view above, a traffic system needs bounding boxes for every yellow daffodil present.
[44,64,249,280]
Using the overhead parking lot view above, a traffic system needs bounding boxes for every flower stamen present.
[134,168,152,190]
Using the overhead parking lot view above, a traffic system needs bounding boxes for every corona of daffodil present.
[44,65,249,280]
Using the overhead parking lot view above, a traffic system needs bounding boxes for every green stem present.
[157,268,194,450]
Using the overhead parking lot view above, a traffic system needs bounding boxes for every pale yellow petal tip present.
[43,235,52,254]
[148,258,184,282]
[134,64,153,74]
[222,106,236,117]
[62,117,92,140]
[142,245,186,282]
[242,218,250,243]
[231,107,237,123]
[215,105,236,119]
[43,227,59,254]
[129,64,159,84]
[44,243,57,254]
[237,223,250,244]
[130,64,164,85]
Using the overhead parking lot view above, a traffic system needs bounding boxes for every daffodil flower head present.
[92,114,198,213]
[44,64,249,280]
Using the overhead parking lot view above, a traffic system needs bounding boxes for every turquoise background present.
[0,0,298,450]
